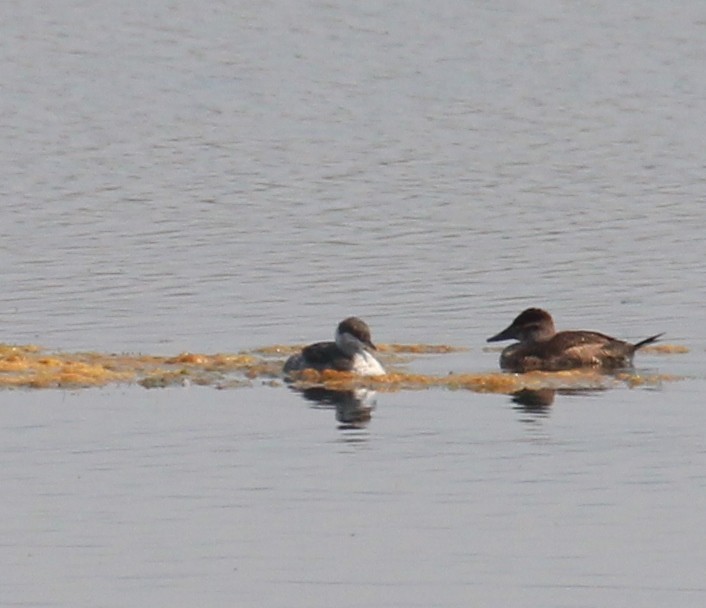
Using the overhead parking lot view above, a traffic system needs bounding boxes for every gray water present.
[2,1,706,606]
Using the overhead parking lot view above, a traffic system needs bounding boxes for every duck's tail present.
[633,333,664,350]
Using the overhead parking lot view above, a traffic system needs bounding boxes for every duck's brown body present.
[488,308,661,372]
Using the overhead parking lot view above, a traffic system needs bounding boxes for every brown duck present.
[487,308,662,372]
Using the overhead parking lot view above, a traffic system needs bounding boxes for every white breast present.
[350,351,386,376]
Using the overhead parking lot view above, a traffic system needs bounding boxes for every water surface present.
[1,1,705,606]
[2,383,705,607]
[1,0,704,352]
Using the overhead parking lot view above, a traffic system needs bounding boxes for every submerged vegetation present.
[0,341,684,392]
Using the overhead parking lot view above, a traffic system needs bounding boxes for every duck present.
[283,317,385,376]
[487,308,662,372]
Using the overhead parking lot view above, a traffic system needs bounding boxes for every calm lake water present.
[1,1,706,606]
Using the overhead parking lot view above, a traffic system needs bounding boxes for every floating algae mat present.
[286,368,681,393]
[0,342,685,392]
[0,344,271,389]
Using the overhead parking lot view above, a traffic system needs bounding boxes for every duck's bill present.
[486,326,515,343]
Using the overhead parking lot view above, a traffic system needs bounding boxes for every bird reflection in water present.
[290,386,377,430]
[510,387,608,418]
[511,388,556,413]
